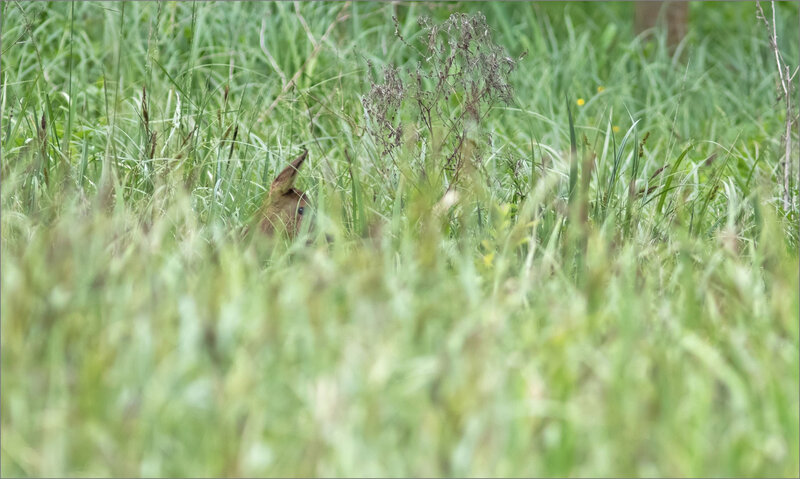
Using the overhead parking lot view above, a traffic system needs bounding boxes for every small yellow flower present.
[612,125,620,133]
[576,98,585,106]
[597,86,605,93]
[483,252,495,268]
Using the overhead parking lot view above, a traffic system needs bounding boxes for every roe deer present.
[256,149,309,237]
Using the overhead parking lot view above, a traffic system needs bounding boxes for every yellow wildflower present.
[576,98,585,106]
[597,86,605,93]
[612,125,620,133]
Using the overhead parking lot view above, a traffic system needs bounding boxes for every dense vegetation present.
[2,2,798,476]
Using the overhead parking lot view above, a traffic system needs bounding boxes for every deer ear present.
[270,149,308,195]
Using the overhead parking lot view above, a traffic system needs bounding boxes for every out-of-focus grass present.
[1,2,798,477]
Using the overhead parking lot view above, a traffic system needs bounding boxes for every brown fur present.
[258,150,309,237]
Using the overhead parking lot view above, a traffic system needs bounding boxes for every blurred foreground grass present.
[1,2,799,476]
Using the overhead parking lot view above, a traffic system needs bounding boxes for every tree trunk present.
[635,1,689,49]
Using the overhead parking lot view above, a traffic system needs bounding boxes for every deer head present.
[258,150,309,237]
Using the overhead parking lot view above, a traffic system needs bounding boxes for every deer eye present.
[297,206,304,215]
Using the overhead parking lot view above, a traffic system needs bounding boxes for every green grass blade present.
[656,142,693,215]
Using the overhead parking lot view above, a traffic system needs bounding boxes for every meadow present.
[1,1,799,477]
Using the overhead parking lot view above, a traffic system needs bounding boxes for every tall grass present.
[1,2,798,477]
